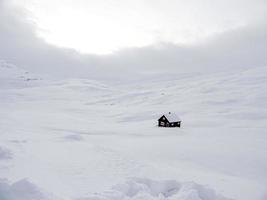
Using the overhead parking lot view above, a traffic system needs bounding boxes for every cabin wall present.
[158,120,181,127]
[158,120,166,127]
[174,121,181,127]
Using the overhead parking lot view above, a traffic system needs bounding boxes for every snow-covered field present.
[0,61,267,200]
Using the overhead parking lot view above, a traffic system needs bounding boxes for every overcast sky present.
[0,0,267,80]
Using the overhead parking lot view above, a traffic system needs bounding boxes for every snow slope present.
[0,62,267,200]
[0,60,42,89]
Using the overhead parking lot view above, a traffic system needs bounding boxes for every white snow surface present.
[0,178,51,200]
[161,112,181,122]
[0,60,42,89]
[0,61,267,200]
[79,178,229,200]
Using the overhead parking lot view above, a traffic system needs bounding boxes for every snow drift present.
[79,178,230,200]
[0,179,50,200]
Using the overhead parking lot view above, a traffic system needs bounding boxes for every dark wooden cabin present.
[158,112,181,127]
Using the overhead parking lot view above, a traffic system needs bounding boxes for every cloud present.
[100,21,267,74]
[0,0,267,81]
[0,0,101,78]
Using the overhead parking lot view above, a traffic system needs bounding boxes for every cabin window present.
[171,123,174,126]
[160,122,165,126]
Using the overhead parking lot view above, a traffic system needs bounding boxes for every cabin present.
[158,112,181,127]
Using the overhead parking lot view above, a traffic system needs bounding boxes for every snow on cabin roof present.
[162,112,181,122]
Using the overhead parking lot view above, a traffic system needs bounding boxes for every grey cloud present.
[0,0,102,78]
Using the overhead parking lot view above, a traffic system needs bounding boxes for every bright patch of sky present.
[12,0,267,55]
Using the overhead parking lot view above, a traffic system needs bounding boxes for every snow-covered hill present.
[0,64,267,200]
[0,60,42,89]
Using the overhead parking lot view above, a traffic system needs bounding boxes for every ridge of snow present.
[0,60,42,89]
[78,178,230,200]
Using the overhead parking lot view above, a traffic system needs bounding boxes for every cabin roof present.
[160,112,181,122]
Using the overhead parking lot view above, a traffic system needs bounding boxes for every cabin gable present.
[158,115,169,123]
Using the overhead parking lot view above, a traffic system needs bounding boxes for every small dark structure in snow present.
[158,112,181,127]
